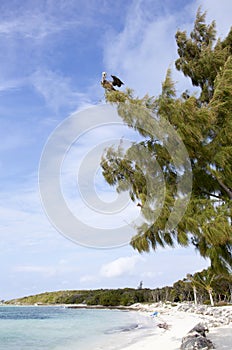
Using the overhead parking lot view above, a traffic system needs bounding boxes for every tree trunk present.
[229,285,232,303]
[216,178,232,200]
[193,286,197,305]
[208,289,214,306]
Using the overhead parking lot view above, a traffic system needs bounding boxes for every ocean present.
[0,306,156,349]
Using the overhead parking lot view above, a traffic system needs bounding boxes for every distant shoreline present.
[2,303,140,311]
[65,304,138,311]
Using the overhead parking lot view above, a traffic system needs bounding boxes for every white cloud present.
[79,255,143,284]
[13,262,80,277]
[0,3,99,100]
[0,77,26,92]
[100,255,143,278]
[0,10,79,40]
[103,1,181,96]
[30,69,90,112]
[0,181,69,252]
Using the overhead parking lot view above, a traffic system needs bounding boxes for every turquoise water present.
[0,306,156,349]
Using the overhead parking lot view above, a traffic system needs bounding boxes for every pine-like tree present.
[101,9,232,273]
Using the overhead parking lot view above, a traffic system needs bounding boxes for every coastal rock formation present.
[176,304,232,328]
[180,323,215,350]
[130,302,232,329]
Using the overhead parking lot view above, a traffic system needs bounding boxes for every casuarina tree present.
[101,9,232,274]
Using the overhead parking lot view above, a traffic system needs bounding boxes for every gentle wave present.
[104,322,142,334]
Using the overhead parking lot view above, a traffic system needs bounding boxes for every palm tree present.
[186,274,198,305]
[192,270,216,306]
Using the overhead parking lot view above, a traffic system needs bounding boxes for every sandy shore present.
[121,304,232,350]
[207,325,232,350]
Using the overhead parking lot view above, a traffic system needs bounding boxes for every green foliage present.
[7,269,231,306]
[101,8,232,273]
[6,288,154,307]
[175,8,229,103]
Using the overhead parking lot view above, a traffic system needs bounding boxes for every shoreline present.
[4,302,138,311]
[63,302,232,349]
[120,303,232,350]
[3,302,232,349]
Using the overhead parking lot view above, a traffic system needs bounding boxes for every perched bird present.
[101,72,124,91]
[137,203,143,208]
[101,72,115,91]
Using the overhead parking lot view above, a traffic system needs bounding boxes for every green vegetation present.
[101,8,232,273]
[6,268,232,306]
[6,288,152,306]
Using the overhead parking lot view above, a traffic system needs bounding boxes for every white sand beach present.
[122,303,232,350]
[207,325,232,350]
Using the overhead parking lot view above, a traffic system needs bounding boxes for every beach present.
[121,303,232,350]
[1,303,231,349]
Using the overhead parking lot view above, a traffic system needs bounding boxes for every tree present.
[101,9,232,273]
[172,279,193,302]
[192,269,216,306]
[175,7,231,103]
[212,273,232,303]
[185,274,198,305]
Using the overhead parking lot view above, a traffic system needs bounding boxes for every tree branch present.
[216,178,232,200]
[206,169,232,200]
[199,189,222,199]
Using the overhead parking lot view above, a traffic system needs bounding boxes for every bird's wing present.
[111,75,124,87]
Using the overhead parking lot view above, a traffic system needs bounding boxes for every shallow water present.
[0,306,156,349]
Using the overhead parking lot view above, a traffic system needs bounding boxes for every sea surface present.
[0,306,156,350]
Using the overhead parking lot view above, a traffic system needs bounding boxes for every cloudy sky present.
[1,0,231,300]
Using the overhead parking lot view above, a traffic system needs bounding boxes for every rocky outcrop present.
[130,302,232,328]
[180,323,215,350]
[177,304,232,328]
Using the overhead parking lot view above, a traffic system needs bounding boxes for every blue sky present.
[0,0,231,300]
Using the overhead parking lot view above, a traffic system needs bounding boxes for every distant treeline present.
[6,269,232,306]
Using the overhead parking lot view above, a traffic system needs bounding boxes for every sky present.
[0,0,231,300]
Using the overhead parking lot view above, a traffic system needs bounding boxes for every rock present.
[157,322,170,330]
[180,322,215,349]
[180,334,215,349]
[189,323,209,337]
